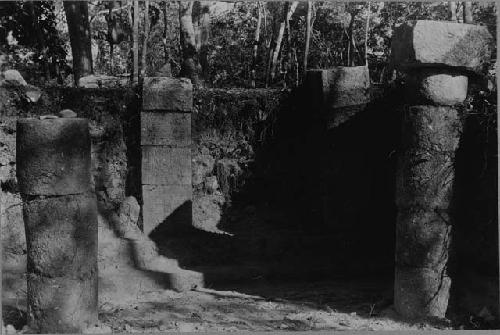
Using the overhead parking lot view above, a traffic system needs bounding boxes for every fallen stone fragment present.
[39,115,59,120]
[58,109,77,118]
[25,85,42,103]
[2,69,27,86]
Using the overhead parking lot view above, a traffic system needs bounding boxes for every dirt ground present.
[95,278,451,333]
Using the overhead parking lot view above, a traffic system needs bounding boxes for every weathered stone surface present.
[58,109,78,118]
[306,67,370,128]
[401,106,462,152]
[395,105,462,209]
[142,77,193,112]
[130,237,159,268]
[142,184,192,235]
[193,193,225,232]
[78,75,128,88]
[168,269,204,292]
[39,115,58,120]
[115,196,141,239]
[394,267,451,319]
[141,112,191,146]
[192,154,215,186]
[396,208,451,269]
[25,85,42,103]
[407,69,468,105]
[23,193,98,278]
[17,118,91,195]
[141,146,191,185]
[308,67,371,109]
[27,274,98,333]
[2,69,27,86]
[395,150,455,209]
[391,20,492,74]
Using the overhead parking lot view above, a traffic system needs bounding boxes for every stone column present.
[141,77,193,236]
[391,20,492,319]
[305,67,371,229]
[16,118,97,333]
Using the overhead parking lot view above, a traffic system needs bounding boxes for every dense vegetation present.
[0,1,496,88]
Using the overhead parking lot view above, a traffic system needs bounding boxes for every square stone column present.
[391,20,492,319]
[141,77,193,236]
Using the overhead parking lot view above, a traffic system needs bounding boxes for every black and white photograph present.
[0,0,498,333]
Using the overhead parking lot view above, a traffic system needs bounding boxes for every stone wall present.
[1,86,138,270]
[1,83,497,290]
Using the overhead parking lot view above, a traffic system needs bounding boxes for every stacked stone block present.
[306,66,371,129]
[141,77,193,236]
[391,20,492,318]
[16,118,97,333]
[305,67,371,230]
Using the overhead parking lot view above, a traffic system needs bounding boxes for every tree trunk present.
[270,2,298,82]
[132,0,139,83]
[270,3,286,81]
[162,1,169,64]
[303,1,312,77]
[448,2,457,21]
[63,1,93,86]
[26,2,51,80]
[365,2,370,66]
[179,1,202,86]
[463,2,473,23]
[251,2,262,88]
[193,1,211,81]
[107,1,117,74]
[141,0,150,78]
[347,10,356,66]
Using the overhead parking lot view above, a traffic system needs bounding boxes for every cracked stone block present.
[141,112,191,147]
[406,69,468,105]
[142,184,192,235]
[142,77,193,112]
[391,20,492,74]
[141,146,191,185]
[16,118,91,195]
[394,267,451,319]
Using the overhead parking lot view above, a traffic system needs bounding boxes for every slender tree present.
[251,2,262,88]
[365,2,370,66]
[179,1,202,86]
[193,1,211,81]
[303,1,312,77]
[141,0,150,78]
[63,0,93,85]
[463,2,473,23]
[162,1,169,64]
[133,0,139,83]
[270,2,298,82]
[448,2,458,21]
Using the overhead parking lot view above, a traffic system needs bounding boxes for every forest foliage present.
[0,1,496,89]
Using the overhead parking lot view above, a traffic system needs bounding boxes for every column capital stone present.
[391,20,492,75]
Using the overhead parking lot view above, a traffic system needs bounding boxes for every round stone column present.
[391,20,492,319]
[17,118,98,333]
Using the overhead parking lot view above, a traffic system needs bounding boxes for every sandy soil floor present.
[96,278,451,332]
